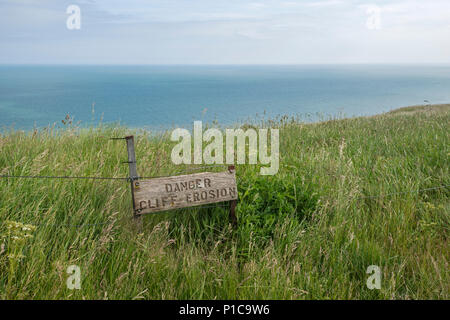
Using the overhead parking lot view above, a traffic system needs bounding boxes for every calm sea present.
[1,65,449,130]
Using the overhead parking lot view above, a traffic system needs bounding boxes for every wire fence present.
[1,136,449,230]
[1,174,448,229]
[0,165,229,181]
[0,158,233,229]
[0,174,128,181]
[357,184,449,200]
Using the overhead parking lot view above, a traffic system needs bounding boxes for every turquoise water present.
[1,65,450,130]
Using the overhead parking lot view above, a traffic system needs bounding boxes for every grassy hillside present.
[0,105,449,299]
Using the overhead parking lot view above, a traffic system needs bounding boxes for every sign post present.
[228,165,238,226]
[123,135,238,226]
[125,135,141,224]
[125,135,138,180]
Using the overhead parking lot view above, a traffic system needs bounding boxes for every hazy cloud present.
[0,0,449,64]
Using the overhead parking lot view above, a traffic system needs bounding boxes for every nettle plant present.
[1,220,36,297]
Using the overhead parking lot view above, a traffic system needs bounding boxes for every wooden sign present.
[132,168,238,215]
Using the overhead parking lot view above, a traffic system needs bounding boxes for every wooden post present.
[125,135,138,180]
[228,165,238,227]
[125,136,141,226]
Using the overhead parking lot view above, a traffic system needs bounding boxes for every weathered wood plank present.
[125,136,138,180]
[133,169,238,215]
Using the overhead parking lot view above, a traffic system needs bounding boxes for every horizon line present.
[2,62,450,66]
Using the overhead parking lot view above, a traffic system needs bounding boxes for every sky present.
[0,0,449,64]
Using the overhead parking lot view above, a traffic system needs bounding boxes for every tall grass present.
[0,105,448,299]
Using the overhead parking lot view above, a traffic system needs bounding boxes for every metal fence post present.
[125,136,141,227]
[125,135,138,180]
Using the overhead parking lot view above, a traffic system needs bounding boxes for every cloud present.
[0,0,449,64]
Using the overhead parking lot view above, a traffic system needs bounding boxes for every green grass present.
[0,105,449,299]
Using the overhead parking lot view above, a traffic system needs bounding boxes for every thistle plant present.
[2,220,36,299]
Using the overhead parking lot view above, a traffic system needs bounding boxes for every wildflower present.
[2,220,37,297]
[7,253,25,260]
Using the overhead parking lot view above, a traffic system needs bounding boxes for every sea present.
[1,64,449,130]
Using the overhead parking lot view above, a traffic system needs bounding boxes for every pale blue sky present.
[1,0,449,64]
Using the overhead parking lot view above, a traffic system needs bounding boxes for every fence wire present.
[0,174,128,181]
[357,184,450,200]
[1,159,449,229]
[0,165,228,181]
